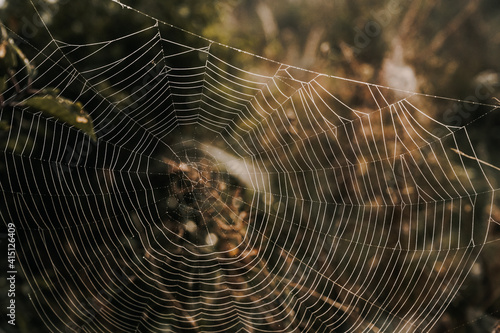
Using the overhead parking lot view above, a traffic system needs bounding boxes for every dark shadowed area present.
[1,0,500,332]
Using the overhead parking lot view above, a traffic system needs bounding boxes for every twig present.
[283,277,380,333]
[451,148,500,172]
[427,0,480,54]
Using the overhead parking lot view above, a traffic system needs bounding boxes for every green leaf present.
[21,95,97,141]
[38,87,61,97]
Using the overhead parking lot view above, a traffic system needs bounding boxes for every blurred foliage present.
[0,0,500,332]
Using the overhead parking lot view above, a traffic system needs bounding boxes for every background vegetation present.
[1,0,500,332]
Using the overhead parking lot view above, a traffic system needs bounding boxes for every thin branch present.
[427,0,480,54]
[451,148,500,172]
[283,277,380,333]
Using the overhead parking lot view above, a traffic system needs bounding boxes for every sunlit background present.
[1,1,500,332]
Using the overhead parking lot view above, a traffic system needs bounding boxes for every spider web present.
[1,1,500,332]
